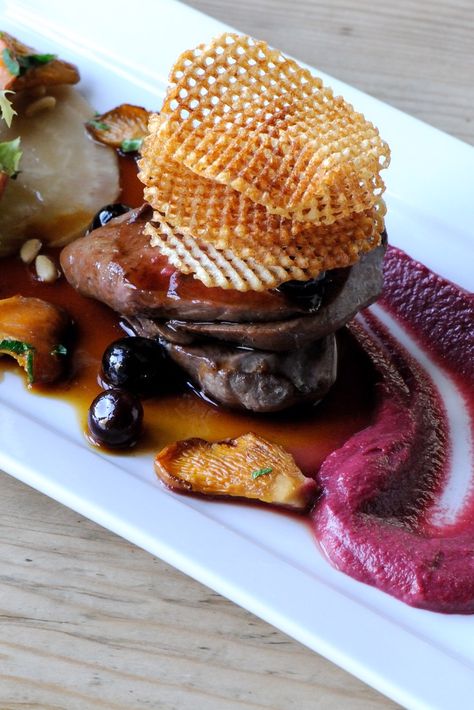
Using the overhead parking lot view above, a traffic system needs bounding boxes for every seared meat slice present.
[61,207,383,412]
[164,335,337,413]
[60,207,306,323]
[123,316,196,344]
[127,244,385,351]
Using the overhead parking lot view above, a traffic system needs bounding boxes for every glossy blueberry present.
[87,203,132,234]
[101,336,167,397]
[88,389,143,448]
[277,272,327,310]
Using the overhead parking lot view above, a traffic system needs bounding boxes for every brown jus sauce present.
[2,153,474,613]
[0,155,377,474]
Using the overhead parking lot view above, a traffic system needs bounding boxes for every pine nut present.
[20,238,42,264]
[35,255,59,283]
[25,95,57,117]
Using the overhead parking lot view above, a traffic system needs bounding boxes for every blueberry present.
[87,203,131,234]
[277,272,327,310]
[88,389,143,449]
[101,337,168,397]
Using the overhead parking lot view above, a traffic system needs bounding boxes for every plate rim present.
[1,1,473,707]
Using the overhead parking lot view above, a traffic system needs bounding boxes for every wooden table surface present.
[1,1,473,708]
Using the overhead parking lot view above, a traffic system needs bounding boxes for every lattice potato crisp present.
[139,32,390,291]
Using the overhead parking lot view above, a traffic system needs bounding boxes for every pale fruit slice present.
[0,85,120,256]
[155,432,318,511]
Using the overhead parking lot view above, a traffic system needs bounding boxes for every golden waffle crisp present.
[150,33,390,224]
[139,32,389,291]
[140,147,306,247]
[140,139,384,255]
[144,201,384,292]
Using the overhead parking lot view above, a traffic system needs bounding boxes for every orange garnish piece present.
[0,295,70,385]
[0,172,7,200]
[155,432,318,510]
[0,32,79,92]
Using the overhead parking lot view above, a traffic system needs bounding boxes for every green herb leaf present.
[251,466,273,479]
[0,339,35,383]
[0,89,16,127]
[0,136,22,177]
[22,52,56,66]
[51,343,67,356]
[16,53,57,76]
[25,348,34,382]
[1,48,56,78]
[1,48,20,76]
[120,137,143,153]
[87,119,110,132]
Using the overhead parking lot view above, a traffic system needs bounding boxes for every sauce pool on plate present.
[0,155,378,471]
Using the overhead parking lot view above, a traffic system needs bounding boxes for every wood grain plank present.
[0,474,398,709]
[184,0,474,145]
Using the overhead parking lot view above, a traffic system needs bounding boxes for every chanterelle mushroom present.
[0,295,70,385]
[155,432,318,511]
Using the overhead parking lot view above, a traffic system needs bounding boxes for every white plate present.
[1,1,473,707]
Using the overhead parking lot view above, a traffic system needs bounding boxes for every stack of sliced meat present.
[61,206,385,412]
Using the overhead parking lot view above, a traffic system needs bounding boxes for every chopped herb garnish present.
[0,137,22,177]
[251,466,273,479]
[2,48,20,76]
[25,347,34,382]
[17,53,56,75]
[1,48,56,78]
[51,343,67,356]
[0,89,16,127]
[21,52,56,67]
[120,137,143,153]
[0,339,35,383]
[87,119,110,131]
